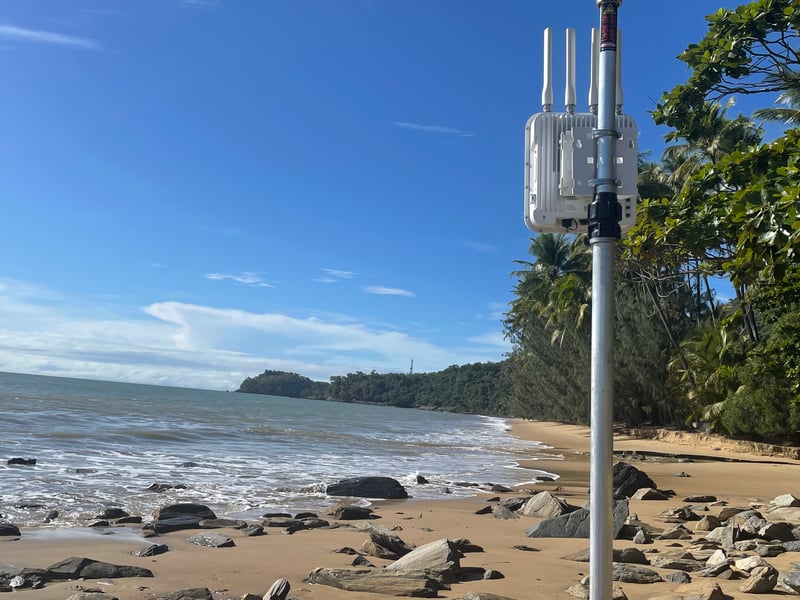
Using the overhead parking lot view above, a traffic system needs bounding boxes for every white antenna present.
[565,28,576,113]
[542,27,553,111]
[589,28,599,113]
[616,29,623,113]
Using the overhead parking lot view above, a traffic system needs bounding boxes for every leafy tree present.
[237,370,329,399]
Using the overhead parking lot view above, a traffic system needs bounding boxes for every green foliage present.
[237,370,329,399]
[652,0,800,139]
[327,363,511,415]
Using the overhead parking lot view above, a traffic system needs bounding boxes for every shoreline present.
[3,420,800,600]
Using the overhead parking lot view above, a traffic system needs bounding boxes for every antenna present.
[542,27,553,111]
[589,28,599,113]
[565,28,576,113]
[615,28,623,113]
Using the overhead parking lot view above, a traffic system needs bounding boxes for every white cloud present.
[205,272,273,287]
[0,277,505,390]
[467,330,511,351]
[392,121,475,137]
[313,268,357,283]
[364,286,415,297]
[0,24,101,50]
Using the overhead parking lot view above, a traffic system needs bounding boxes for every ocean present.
[0,372,561,528]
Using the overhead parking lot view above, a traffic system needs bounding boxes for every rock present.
[519,491,571,519]
[66,593,118,600]
[46,557,153,579]
[735,555,768,572]
[759,520,796,541]
[7,458,36,466]
[566,576,627,599]
[491,484,513,493]
[656,524,693,540]
[704,525,739,549]
[0,522,21,536]
[772,493,800,507]
[160,588,213,600]
[329,506,375,520]
[116,516,142,524]
[243,525,264,537]
[662,580,725,600]
[153,503,216,521]
[360,526,413,559]
[783,540,800,552]
[385,538,462,583]
[307,567,441,597]
[613,462,657,498]
[498,497,527,511]
[89,520,109,528]
[525,499,628,539]
[631,488,669,501]
[612,563,662,583]
[187,533,235,548]
[491,505,517,520]
[649,555,706,572]
[264,578,290,600]
[452,538,483,553]
[783,570,800,592]
[512,544,539,552]
[738,564,778,593]
[352,555,374,567]
[131,543,169,557]
[149,515,205,534]
[562,547,648,565]
[199,518,248,529]
[632,528,653,544]
[717,506,750,521]
[96,508,130,520]
[326,476,408,499]
[694,515,721,532]
[706,549,729,568]
[666,571,692,584]
[683,495,717,503]
[483,569,504,580]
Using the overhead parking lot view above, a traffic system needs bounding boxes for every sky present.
[0,0,771,390]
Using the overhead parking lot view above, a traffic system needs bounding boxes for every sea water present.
[0,371,562,527]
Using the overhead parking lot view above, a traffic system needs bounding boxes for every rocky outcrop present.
[307,567,442,597]
[613,462,657,498]
[525,499,629,539]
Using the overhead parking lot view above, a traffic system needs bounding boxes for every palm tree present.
[753,69,800,126]
[663,99,763,190]
[507,234,590,344]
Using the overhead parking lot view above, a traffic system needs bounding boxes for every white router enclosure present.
[524,111,638,233]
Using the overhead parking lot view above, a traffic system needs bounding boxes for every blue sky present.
[0,0,766,390]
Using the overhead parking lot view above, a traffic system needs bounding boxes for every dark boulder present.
[96,508,129,520]
[613,462,657,498]
[329,505,376,520]
[153,503,216,520]
[327,476,408,499]
[0,522,21,536]
[46,557,153,579]
[148,515,205,534]
[7,458,36,466]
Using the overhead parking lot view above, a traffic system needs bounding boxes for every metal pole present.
[589,1,621,600]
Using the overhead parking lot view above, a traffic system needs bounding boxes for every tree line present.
[236,363,511,415]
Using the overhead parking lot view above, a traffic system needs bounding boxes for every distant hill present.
[236,370,329,400]
[236,362,511,416]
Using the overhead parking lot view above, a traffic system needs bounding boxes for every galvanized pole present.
[589,1,621,600]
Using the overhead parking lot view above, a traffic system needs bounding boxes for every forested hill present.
[236,362,511,415]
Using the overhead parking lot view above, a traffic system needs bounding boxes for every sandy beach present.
[3,420,800,600]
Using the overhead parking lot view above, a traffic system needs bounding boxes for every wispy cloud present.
[392,121,475,137]
[364,286,415,298]
[0,24,101,50]
[205,273,273,288]
[313,268,358,283]
[466,331,511,351]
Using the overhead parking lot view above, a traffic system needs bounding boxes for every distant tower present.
[409,359,414,375]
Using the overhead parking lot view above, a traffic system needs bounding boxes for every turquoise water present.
[0,371,560,527]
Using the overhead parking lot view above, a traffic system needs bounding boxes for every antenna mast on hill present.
[409,359,414,375]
